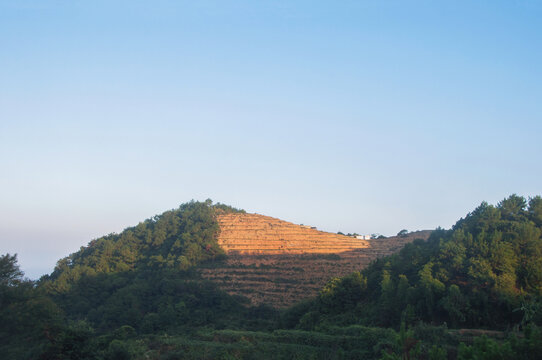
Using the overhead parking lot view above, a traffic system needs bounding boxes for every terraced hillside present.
[200,213,431,307]
[216,213,372,254]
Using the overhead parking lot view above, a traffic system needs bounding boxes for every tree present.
[529,196,542,227]
[0,254,67,359]
[320,272,367,312]
[441,285,467,326]
[498,194,527,220]
[397,229,409,237]
[380,268,397,324]
[0,253,23,286]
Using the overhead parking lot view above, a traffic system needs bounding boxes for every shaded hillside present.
[7,201,280,359]
[201,212,431,307]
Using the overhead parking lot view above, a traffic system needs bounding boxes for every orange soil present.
[199,213,431,308]
[216,213,372,254]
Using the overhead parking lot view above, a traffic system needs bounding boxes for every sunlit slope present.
[217,213,372,254]
[200,213,431,307]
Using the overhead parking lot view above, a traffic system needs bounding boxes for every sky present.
[1,0,541,279]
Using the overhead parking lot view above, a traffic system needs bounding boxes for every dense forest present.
[1,196,542,359]
[44,200,244,292]
[285,194,542,330]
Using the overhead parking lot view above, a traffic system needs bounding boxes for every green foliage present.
[289,194,542,330]
[53,268,274,333]
[185,326,397,359]
[4,195,542,359]
[0,255,105,360]
[528,196,542,227]
[397,229,409,237]
[0,255,66,360]
[457,336,514,360]
[1,201,260,359]
[319,272,367,313]
[43,200,242,294]
[0,253,24,286]
[379,322,421,360]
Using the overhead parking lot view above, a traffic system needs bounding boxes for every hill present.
[43,203,430,308]
[2,195,542,359]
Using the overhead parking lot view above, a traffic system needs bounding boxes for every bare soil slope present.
[200,213,431,307]
[216,213,372,254]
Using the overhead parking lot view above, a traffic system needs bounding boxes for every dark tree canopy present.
[42,200,244,294]
[0,253,23,286]
[285,194,542,330]
[397,229,409,237]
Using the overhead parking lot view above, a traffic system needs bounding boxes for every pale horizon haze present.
[1,1,541,279]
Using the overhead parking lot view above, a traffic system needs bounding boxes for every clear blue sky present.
[1,1,541,279]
